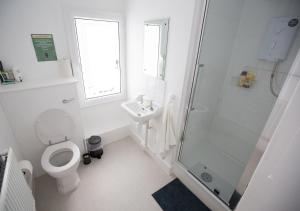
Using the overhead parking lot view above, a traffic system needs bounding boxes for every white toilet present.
[36,109,81,194]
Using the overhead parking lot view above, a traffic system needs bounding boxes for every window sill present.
[80,93,127,108]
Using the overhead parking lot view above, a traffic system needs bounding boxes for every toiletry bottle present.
[12,67,23,82]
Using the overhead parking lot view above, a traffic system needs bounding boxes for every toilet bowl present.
[41,141,80,193]
[36,109,81,194]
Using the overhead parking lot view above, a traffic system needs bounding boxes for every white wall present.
[0,0,127,82]
[82,101,130,139]
[0,0,127,80]
[126,0,196,164]
[0,0,68,82]
[0,0,130,158]
[0,105,22,160]
[126,0,195,109]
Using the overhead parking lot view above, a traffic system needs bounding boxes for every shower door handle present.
[188,64,204,112]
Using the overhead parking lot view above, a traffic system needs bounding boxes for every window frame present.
[65,8,126,107]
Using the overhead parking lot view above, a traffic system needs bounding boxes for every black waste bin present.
[87,136,103,159]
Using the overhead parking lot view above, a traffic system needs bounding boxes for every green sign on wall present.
[31,34,57,62]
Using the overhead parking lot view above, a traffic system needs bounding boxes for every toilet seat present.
[41,141,80,176]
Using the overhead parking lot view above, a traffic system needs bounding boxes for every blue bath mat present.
[152,179,211,211]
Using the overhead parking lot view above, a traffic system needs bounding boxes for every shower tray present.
[188,161,235,204]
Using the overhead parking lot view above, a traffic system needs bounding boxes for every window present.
[74,18,122,101]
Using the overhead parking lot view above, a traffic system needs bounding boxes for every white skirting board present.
[84,125,131,146]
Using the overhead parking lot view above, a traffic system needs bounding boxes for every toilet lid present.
[35,109,75,145]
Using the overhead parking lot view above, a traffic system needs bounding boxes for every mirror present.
[143,19,169,80]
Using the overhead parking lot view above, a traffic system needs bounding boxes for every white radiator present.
[0,148,35,211]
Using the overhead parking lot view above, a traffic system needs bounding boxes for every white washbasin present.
[121,100,162,123]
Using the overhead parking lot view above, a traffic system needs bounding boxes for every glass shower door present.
[178,0,300,207]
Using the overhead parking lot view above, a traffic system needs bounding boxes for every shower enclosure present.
[178,0,300,208]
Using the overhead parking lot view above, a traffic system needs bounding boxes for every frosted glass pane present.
[75,18,121,99]
[143,25,160,77]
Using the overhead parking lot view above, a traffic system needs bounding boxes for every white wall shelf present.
[0,78,78,93]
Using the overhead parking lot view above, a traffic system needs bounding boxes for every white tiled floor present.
[35,137,174,211]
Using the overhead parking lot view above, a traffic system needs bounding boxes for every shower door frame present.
[177,2,209,163]
[172,0,231,210]
[176,0,210,172]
